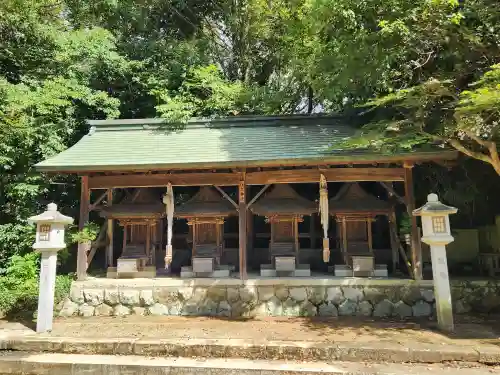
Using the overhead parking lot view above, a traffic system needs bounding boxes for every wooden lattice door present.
[129,224,147,245]
[274,221,294,242]
[345,220,369,253]
[195,223,217,245]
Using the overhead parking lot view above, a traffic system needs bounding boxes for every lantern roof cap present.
[28,203,74,224]
[413,193,457,216]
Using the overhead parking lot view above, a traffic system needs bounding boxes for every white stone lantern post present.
[413,193,457,332]
[28,203,74,333]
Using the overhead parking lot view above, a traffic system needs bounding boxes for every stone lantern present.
[413,193,457,332]
[28,203,73,333]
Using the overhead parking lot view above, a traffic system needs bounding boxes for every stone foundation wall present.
[58,279,500,319]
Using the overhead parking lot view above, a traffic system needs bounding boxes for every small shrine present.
[175,187,237,277]
[100,189,164,278]
[250,184,317,276]
[330,183,393,277]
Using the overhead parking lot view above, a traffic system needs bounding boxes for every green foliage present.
[321,0,500,174]
[0,252,72,317]
[155,65,248,122]
[69,222,100,244]
[398,213,412,235]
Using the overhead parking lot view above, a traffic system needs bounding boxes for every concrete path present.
[1,316,499,368]
[0,352,498,375]
[2,334,500,364]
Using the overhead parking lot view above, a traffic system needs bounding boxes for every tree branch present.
[463,130,494,149]
[447,138,493,164]
[421,130,500,175]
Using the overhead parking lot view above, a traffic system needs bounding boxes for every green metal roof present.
[36,115,458,172]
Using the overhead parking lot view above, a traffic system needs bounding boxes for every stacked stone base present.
[58,278,500,319]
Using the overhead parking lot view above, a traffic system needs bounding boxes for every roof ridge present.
[87,114,347,131]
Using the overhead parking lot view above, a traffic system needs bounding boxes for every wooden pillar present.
[238,173,247,279]
[294,216,300,261]
[389,212,399,273]
[216,220,222,265]
[192,222,197,257]
[146,223,151,266]
[247,207,253,253]
[367,219,373,253]
[341,218,348,265]
[122,224,128,255]
[404,162,422,280]
[106,189,113,268]
[77,176,90,280]
[310,213,316,249]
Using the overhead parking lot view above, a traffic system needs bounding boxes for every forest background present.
[1,0,500,315]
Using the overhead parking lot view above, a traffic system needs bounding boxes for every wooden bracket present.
[246,184,270,209]
[89,189,110,211]
[378,182,405,205]
[214,186,239,209]
[86,221,108,270]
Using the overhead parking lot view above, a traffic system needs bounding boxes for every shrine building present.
[37,115,462,318]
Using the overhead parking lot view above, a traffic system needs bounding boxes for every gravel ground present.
[2,315,498,347]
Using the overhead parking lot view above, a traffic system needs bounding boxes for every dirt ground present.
[2,315,499,347]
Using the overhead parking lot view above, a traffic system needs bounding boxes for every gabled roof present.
[250,184,317,216]
[175,187,236,218]
[35,115,458,172]
[329,183,391,215]
[99,189,164,219]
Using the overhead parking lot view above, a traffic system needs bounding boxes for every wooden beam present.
[89,173,239,189]
[404,164,422,280]
[246,168,405,185]
[238,172,247,280]
[77,176,90,280]
[214,186,238,209]
[88,168,406,189]
[246,184,270,209]
[378,182,405,205]
[106,189,114,268]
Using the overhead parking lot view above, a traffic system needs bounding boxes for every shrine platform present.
[79,273,431,288]
[59,275,498,319]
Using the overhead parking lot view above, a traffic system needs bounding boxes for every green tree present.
[0,0,122,266]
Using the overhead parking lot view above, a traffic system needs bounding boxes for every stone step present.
[0,352,496,375]
[3,336,500,365]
